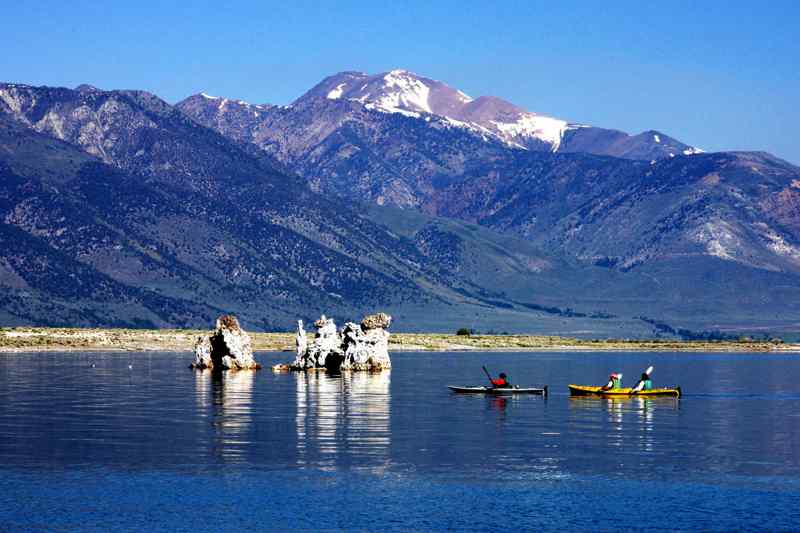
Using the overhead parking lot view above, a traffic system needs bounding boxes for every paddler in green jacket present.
[601,373,622,390]
[632,366,654,393]
[632,372,653,392]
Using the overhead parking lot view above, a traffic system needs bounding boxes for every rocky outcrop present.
[191,314,260,370]
[290,313,392,371]
[294,319,307,365]
[301,315,343,369]
[342,313,392,370]
[360,312,392,330]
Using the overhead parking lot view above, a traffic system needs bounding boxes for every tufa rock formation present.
[360,312,392,330]
[191,314,260,370]
[291,313,392,371]
[296,315,342,369]
[295,319,307,360]
[342,313,392,370]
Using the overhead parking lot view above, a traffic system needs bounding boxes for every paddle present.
[482,365,494,386]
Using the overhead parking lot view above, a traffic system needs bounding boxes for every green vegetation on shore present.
[0,327,795,353]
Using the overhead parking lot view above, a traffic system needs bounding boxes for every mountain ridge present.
[174,73,800,335]
[290,69,703,158]
[2,78,800,335]
[177,82,800,277]
[1,82,648,334]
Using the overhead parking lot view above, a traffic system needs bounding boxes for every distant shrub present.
[456,328,472,336]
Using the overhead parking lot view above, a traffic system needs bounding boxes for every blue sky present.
[2,0,797,162]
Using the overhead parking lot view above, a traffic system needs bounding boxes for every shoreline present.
[0,327,796,353]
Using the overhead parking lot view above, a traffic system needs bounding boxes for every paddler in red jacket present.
[491,372,512,388]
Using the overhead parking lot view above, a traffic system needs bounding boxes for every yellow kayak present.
[568,384,681,398]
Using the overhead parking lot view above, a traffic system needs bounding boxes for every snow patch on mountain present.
[327,83,346,100]
[491,114,571,151]
[364,102,420,118]
[376,70,432,114]
[438,116,498,142]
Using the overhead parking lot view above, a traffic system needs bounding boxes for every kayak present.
[448,385,548,396]
[568,384,681,398]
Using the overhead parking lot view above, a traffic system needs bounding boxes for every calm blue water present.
[1,350,799,531]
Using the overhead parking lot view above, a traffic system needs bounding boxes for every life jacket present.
[643,379,652,390]
[491,377,509,387]
[611,377,622,389]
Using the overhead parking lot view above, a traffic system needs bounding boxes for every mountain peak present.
[297,69,465,113]
[192,69,703,160]
[181,92,274,112]
[293,69,577,150]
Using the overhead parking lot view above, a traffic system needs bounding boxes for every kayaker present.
[601,373,622,391]
[632,372,653,392]
[490,372,512,388]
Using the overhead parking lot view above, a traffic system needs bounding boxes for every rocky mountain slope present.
[178,75,800,275]
[428,150,800,273]
[0,83,574,330]
[176,72,800,333]
[177,70,702,209]
[179,92,511,208]
[3,78,800,334]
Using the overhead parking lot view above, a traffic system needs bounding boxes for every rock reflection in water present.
[195,369,255,462]
[295,371,391,471]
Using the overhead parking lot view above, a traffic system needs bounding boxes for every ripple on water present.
[1,350,799,530]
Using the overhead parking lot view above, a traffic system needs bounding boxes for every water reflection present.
[193,368,212,410]
[486,395,541,416]
[3,352,800,533]
[632,398,657,453]
[295,371,391,471]
[489,397,508,412]
[194,370,255,462]
[1,350,797,483]
[568,396,679,453]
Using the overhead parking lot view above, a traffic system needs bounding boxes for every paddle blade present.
[645,366,654,376]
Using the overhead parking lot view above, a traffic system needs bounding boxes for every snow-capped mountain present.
[4,78,800,334]
[178,77,800,283]
[299,69,473,117]
[296,69,703,157]
[176,68,712,213]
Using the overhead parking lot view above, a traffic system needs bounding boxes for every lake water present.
[1,350,799,531]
